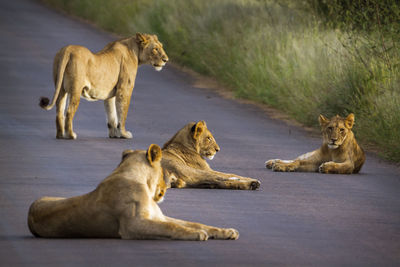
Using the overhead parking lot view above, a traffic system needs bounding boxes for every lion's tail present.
[39,47,70,110]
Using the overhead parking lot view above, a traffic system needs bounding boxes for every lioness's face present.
[198,129,220,160]
[319,114,354,150]
[141,35,168,71]
[191,121,220,160]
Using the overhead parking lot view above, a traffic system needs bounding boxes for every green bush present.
[43,0,400,161]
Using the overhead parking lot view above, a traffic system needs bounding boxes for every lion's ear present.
[192,121,207,140]
[146,144,162,166]
[345,113,355,129]
[136,33,149,46]
[318,114,329,127]
[122,149,134,160]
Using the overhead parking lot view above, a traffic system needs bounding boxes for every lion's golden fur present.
[265,113,365,174]
[28,144,239,240]
[39,33,168,139]
[161,121,261,189]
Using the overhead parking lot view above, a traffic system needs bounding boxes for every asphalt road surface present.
[1,0,399,266]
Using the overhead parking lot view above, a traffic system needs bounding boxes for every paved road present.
[1,0,399,266]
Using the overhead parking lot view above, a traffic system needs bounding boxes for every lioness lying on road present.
[265,113,365,174]
[40,33,168,139]
[28,144,238,240]
[162,121,261,189]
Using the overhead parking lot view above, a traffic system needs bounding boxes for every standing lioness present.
[265,113,365,174]
[40,33,168,139]
[28,144,239,241]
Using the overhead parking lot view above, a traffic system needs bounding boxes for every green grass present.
[42,0,400,161]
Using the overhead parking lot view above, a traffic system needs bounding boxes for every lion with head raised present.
[39,33,168,139]
[161,121,261,190]
[265,113,365,174]
[28,144,239,241]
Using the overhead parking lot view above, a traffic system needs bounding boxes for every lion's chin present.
[328,144,339,149]
[154,66,163,72]
[207,155,215,160]
[156,196,164,204]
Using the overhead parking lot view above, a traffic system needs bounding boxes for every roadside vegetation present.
[42,0,400,161]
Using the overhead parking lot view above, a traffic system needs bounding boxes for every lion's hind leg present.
[208,176,260,190]
[266,150,323,172]
[198,170,260,190]
[64,87,81,140]
[55,88,67,139]
[271,159,299,172]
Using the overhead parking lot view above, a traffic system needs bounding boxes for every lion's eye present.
[152,48,158,55]
[207,137,212,141]
[328,127,333,131]
[340,128,345,133]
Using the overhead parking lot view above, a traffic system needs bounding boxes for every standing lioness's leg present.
[55,88,67,139]
[64,89,81,140]
[104,97,119,138]
[115,87,133,139]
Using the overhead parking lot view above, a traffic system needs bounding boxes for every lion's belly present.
[81,84,116,101]
[62,73,117,101]
[81,74,117,101]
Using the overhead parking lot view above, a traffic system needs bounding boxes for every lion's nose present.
[162,57,168,63]
[215,147,220,152]
[331,138,337,142]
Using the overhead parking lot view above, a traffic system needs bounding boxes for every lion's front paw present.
[170,179,186,188]
[250,180,261,190]
[65,131,77,140]
[108,125,120,138]
[224,228,239,240]
[120,130,133,139]
[265,159,278,169]
[319,162,337,174]
[197,230,209,241]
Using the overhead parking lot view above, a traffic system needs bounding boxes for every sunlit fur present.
[265,113,365,174]
[161,121,261,189]
[28,144,239,240]
[39,33,168,139]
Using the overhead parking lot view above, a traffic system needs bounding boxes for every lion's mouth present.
[328,143,339,149]
[153,62,166,72]
[206,153,215,160]
[153,65,163,71]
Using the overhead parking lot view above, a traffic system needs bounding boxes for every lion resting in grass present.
[265,113,365,174]
[28,144,238,240]
[161,121,261,189]
[39,33,168,139]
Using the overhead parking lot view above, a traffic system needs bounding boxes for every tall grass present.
[42,0,400,161]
